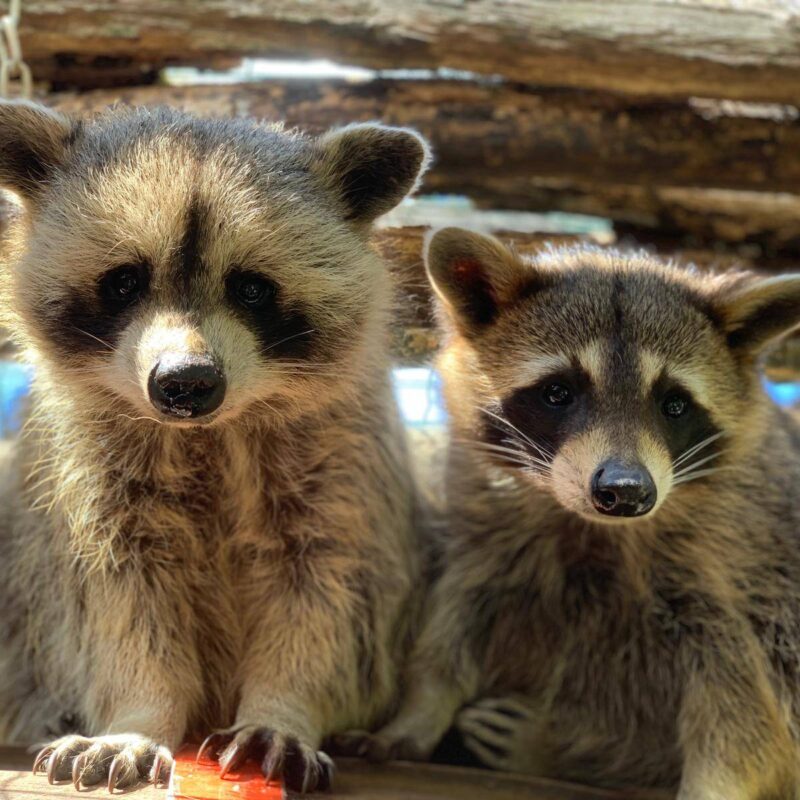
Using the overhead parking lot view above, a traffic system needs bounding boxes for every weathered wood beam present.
[41,82,800,252]
[44,81,800,196]
[442,176,800,255]
[15,1,800,102]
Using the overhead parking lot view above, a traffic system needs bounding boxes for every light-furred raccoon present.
[340,229,800,799]
[0,100,429,793]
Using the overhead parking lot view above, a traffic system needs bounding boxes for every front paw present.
[456,696,537,772]
[32,733,173,791]
[328,729,432,763]
[199,725,334,794]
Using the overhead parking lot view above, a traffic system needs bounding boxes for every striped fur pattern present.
[0,101,429,792]
[348,229,800,800]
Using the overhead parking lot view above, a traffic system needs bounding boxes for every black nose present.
[147,355,226,419]
[591,460,657,517]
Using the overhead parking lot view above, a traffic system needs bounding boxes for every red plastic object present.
[169,745,283,800]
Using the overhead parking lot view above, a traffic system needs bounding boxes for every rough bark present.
[45,81,800,195]
[15,1,800,102]
[445,177,800,254]
[39,81,800,251]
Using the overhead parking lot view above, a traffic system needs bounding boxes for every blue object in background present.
[392,367,447,428]
[766,380,800,408]
[0,361,31,437]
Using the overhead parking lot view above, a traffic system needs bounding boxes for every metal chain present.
[0,0,32,98]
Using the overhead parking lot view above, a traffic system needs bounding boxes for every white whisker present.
[672,431,725,469]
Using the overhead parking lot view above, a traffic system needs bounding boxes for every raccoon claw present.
[203,726,334,793]
[197,731,227,764]
[71,753,86,790]
[31,746,53,775]
[151,749,173,786]
[31,733,172,792]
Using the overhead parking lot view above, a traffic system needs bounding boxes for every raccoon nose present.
[148,354,226,419]
[591,460,657,518]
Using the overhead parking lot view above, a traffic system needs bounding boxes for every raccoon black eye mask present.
[341,227,800,800]
[0,100,431,793]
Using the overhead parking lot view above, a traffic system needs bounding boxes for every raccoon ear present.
[425,227,537,330]
[0,100,75,204]
[312,123,430,225]
[719,274,800,353]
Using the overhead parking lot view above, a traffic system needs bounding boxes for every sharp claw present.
[317,752,334,792]
[32,747,53,775]
[219,742,241,779]
[197,732,222,764]
[46,751,59,785]
[151,754,162,785]
[264,752,283,785]
[107,755,123,792]
[72,753,85,790]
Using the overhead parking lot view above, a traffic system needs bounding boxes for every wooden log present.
[15,1,800,102]
[441,176,800,255]
[43,81,800,195]
[39,81,800,251]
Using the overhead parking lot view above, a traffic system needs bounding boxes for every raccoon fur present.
[342,229,800,800]
[0,100,429,792]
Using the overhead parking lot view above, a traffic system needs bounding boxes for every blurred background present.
[2,0,800,436]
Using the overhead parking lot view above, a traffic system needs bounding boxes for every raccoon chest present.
[481,571,683,751]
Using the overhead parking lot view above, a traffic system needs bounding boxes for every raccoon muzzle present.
[147,353,226,419]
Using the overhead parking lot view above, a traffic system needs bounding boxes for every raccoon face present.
[0,101,429,425]
[427,228,800,524]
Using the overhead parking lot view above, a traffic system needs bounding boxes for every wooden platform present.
[0,747,670,800]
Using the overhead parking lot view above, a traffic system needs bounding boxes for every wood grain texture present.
[0,747,671,800]
[38,81,800,251]
[44,81,800,195]
[14,1,800,101]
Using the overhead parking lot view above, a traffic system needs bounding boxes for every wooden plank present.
[0,747,671,800]
[14,1,800,102]
[43,81,800,196]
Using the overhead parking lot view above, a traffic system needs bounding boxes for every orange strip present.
[169,745,282,800]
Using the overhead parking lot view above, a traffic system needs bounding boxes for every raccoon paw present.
[32,733,173,791]
[328,729,430,763]
[198,726,334,794]
[456,696,536,772]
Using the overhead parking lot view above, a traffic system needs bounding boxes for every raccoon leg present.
[676,641,799,800]
[456,696,547,774]
[332,579,481,764]
[31,568,201,791]
[335,674,468,763]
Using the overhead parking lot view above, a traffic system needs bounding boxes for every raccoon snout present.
[147,354,226,419]
[591,460,657,518]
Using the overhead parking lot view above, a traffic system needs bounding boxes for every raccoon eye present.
[542,382,573,407]
[230,272,276,310]
[662,392,691,419]
[100,264,146,309]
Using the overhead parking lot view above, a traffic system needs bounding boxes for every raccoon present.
[341,229,800,799]
[0,100,429,792]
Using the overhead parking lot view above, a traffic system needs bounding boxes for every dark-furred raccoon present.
[344,229,800,800]
[0,100,429,793]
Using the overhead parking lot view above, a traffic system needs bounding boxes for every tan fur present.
[347,230,800,800]
[0,102,429,791]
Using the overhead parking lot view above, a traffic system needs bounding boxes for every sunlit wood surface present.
[0,746,671,800]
